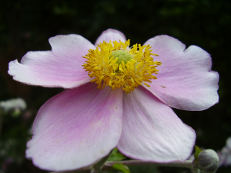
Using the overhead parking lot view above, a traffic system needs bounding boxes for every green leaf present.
[108,148,127,161]
[112,163,130,173]
[194,146,202,159]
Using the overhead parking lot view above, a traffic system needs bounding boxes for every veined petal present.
[26,83,123,171]
[144,35,219,111]
[49,34,95,59]
[118,88,196,162]
[9,35,95,88]
[95,28,126,45]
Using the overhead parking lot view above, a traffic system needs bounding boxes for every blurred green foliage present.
[0,0,231,172]
[108,148,127,162]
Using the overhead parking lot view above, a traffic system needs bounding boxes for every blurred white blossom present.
[219,137,231,166]
[0,98,26,113]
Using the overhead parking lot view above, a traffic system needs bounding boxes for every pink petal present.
[9,34,95,88]
[26,83,123,171]
[49,34,95,60]
[118,88,196,162]
[144,35,219,111]
[95,28,126,45]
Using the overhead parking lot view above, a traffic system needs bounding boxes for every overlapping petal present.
[118,88,196,162]
[9,35,95,88]
[26,83,123,171]
[95,28,126,45]
[144,35,219,111]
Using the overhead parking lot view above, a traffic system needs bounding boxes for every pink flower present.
[8,29,219,171]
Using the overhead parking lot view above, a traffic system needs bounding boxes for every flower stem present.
[105,159,193,169]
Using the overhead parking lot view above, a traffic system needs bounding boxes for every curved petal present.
[144,35,219,111]
[48,34,95,59]
[118,87,196,162]
[9,35,95,88]
[95,28,126,45]
[26,83,123,171]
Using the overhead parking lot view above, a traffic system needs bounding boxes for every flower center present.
[111,50,133,64]
[83,40,161,93]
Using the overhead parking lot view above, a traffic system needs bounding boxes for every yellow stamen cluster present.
[83,40,161,93]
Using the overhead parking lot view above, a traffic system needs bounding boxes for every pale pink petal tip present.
[145,35,219,111]
[118,88,196,162]
[8,34,95,88]
[95,28,126,45]
[26,84,123,171]
[48,34,95,58]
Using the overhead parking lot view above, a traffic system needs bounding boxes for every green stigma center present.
[111,50,133,64]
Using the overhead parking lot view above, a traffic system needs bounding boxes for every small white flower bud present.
[197,149,219,173]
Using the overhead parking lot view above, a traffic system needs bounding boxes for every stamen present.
[82,40,161,93]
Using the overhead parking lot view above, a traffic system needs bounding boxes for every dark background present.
[0,0,231,172]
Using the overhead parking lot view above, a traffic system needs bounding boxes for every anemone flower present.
[8,29,219,171]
